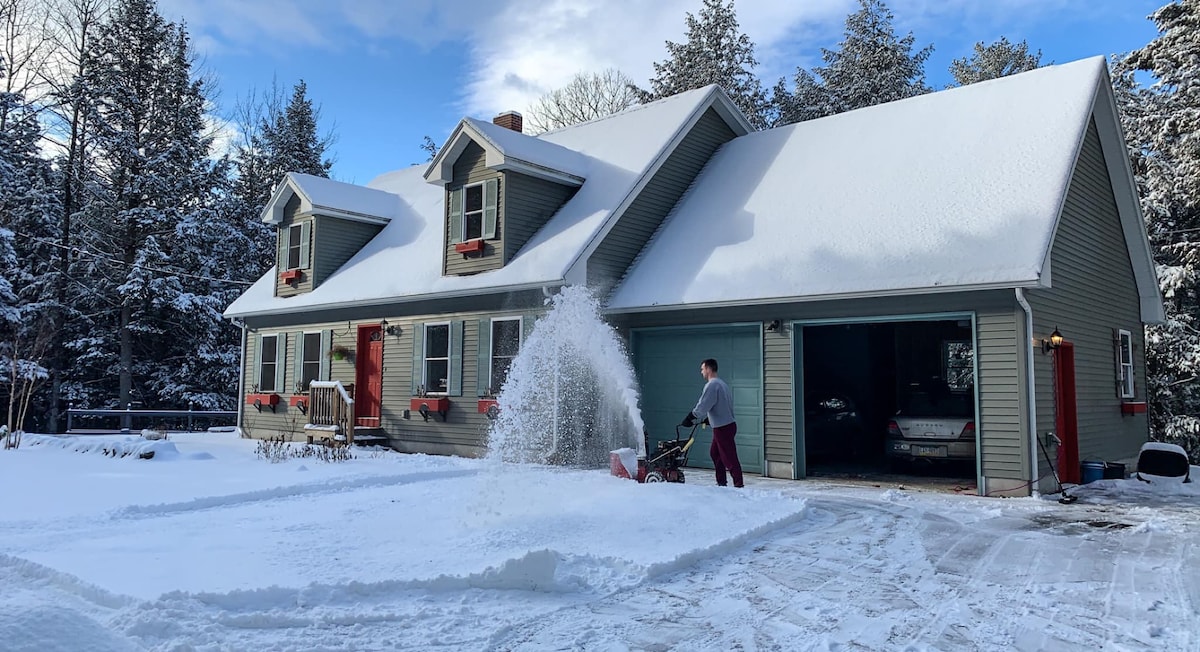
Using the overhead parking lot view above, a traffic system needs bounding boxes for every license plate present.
[913,445,946,458]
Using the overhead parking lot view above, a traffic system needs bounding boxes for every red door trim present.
[1053,342,1080,484]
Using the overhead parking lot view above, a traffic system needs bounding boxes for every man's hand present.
[681,412,697,427]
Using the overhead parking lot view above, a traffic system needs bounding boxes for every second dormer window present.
[463,183,484,241]
[286,224,304,269]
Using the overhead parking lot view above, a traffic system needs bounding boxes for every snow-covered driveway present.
[0,433,1195,651]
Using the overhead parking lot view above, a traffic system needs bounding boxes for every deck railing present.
[307,381,354,440]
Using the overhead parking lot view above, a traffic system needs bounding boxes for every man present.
[682,358,742,488]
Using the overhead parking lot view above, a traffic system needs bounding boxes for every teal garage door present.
[631,325,763,475]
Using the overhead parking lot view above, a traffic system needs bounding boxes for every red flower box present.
[411,397,450,413]
[1120,401,1147,415]
[246,393,280,412]
[455,239,485,254]
[288,395,308,409]
[280,269,302,283]
[477,398,499,414]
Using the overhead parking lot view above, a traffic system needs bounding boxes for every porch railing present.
[307,381,354,441]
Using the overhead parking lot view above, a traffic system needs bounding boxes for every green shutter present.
[277,230,287,275]
[411,322,424,395]
[319,329,331,381]
[292,330,304,392]
[482,178,498,239]
[298,221,311,269]
[477,319,492,397]
[448,189,463,244]
[256,334,267,389]
[274,333,287,394]
[449,320,464,396]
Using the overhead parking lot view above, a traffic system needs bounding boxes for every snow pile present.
[23,433,179,460]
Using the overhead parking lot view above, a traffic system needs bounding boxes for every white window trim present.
[489,316,523,394]
[423,321,451,395]
[257,332,283,393]
[461,181,485,242]
[1118,329,1135,399]
[298,330,323,393]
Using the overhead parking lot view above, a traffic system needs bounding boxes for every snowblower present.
[610,424,698,483]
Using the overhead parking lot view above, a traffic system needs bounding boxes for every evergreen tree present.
[637,0,768,129]
[948,37,1043,87]
[75,0,221,410]
[774,0,932,126]
[262,80,332,178]
[1120,0,1200,457]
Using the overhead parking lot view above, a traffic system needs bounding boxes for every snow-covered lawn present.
[0,432,1196,651]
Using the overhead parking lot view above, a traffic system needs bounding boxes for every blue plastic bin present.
[1080,460,1106,484]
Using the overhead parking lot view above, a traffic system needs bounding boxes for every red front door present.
[355,325,384,427]
[1053,342,1080,484]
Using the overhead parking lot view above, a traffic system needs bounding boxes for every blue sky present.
[158,0,1166,186]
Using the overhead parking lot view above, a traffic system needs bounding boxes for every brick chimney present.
[493,111,523,133]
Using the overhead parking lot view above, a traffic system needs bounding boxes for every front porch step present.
[350,427,389,447]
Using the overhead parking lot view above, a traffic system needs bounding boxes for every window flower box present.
[455,239,485,254]
[246,393,280,412]
[288,395,308,414]
[1120,401,1147,416]
[411,397,450,421]
[280,269,302,283]
[477,398,500,420]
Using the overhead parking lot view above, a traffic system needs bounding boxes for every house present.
[225,56,1162,497]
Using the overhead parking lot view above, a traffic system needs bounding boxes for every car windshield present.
[898,379,973,418]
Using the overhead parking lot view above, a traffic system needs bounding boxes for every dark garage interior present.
[801,319,977,481]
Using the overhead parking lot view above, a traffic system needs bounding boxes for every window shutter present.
[274,333,287,394]
[320,329,331,380]
[411,322,424,395]
[292,330,304,392]
[449,320,464,396]
[482,178,498,239]
[277,230,288,276]
[477,319,492,397]
[448,189,463,244]
[298,221,311,269]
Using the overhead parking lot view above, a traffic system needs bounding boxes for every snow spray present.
[486,286,645,467]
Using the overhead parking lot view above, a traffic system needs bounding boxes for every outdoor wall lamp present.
[766,319,782,332]
[1042,327,1064,354]
[381,320,401,337]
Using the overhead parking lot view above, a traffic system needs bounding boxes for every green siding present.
[613,290,1025,482]
[242,307,544,457]
[445,142,503,276]
[275,194,313,296]
[1025,119,1147,487]
[312,215,382,287]
[503,171,576,263]
[587,108,737,294]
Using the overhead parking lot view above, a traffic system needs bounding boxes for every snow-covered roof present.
[227,86,744,319]
[261,172,401,225]
[608,56,1162,322]
[424,118,590,186]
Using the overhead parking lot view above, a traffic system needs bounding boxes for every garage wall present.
[1025,118,1148,482]
[614,289,1025,482]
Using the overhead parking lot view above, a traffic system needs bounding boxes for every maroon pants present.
[710,422,743,487]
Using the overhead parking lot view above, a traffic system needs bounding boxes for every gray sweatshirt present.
[692,377,736,428]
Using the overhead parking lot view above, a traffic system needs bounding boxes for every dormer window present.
[286,224,304,269]
[463,183,485,241]
[448,178,498,245]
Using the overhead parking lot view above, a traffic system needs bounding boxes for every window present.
[463,183,484,241]
[299,332,322,392]
[286,225,303,270]
[490,318,522,393]
[943,341,974,392]
[424,323,450,394]
[1118,329,1135,398]
[259,334,279,392]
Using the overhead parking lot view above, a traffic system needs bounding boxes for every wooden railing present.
[307,381,354,440]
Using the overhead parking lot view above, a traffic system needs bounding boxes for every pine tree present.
[948,37,1043,87]
[75,0,221,411]
[1120,0,1200,458]
[262,80,332,178]
[774,0,932,126]
[638,0,768,129]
